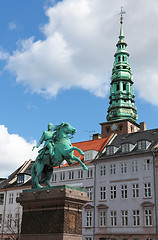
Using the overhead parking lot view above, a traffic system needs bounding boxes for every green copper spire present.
[106,8,138,122]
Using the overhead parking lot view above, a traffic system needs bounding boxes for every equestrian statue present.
[31,122,88,189]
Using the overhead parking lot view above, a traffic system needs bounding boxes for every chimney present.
[140,122,147,131]
[93,133,101,140]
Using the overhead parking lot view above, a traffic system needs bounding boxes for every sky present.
[0,0,158,177]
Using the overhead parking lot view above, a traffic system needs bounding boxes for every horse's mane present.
[53,122,69,142]
[54,122,69,131]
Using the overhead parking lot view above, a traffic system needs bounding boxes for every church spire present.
[106,8,138,123]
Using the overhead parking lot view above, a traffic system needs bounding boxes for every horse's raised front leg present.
[71,155,88,170]
[65,146,84,157]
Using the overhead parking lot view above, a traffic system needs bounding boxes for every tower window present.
[117,84,119,91]
[106,127,110,133]
[118,56,120,62]
[119,125,123,131]
[122,56,125,61]
[123,84,126,91]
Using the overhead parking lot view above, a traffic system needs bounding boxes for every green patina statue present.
[32,123,55,163]
[31,122,88,189]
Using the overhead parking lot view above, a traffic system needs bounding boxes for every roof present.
[100,128,158,159]
[0,160,34,190]
[59,137,111,168]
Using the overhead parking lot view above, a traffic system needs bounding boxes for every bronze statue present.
[31,122,88,189]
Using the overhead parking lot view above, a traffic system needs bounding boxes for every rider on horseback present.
[32,123,55,163]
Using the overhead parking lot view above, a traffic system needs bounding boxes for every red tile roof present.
[58,136,111,168]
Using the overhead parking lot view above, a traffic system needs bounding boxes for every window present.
[118,56,120,62]
[133,210,140,226]
[131,161,138,173]
[52,173,56,182]
[85,238,92,240]
[110,164,116,174]
[78,170,83,179]
[9,193,13,204]
[7,214,12,227]
[86,210,92,227]
[106,146,114,155]
[144,209,152,226]
[121,185,127,199]
[87,168,93,178]
[60,172,65,181]
[17,192,20,198]
[86,187,93,201]
[84,150,98,161]
[0,194,4,205]
[121,163,127,174]
[100,187,106,200]
[0,214,2,228]
[100,165,106,176]
[99,210,106,227]
[110,211,117,226]
[119,125,123,131]
[15,213,20,228]
[137,140,151,150]
[69,171,74,180]
[144,159,151,171]
[110,186,116,200]
[17,174,24,183]
[121,143,134,152]
[117,83,119,91]
[132,184,139,198]
[121,210,128,226]
[106,127,110,133]
[144,183,152,198]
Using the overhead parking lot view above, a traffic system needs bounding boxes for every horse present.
[31,122,88,188]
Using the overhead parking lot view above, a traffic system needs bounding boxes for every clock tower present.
[100,9,140,138]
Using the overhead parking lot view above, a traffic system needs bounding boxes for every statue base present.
[17,185,89,240]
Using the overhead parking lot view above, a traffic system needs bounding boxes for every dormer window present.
[121,143,135,153]
[84,150,98,161]
[137,140,151,150]
[17,173,31,184]
[106,146,118,155]
[17,174,24,184]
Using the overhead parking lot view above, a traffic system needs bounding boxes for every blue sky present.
[0,0,158,177]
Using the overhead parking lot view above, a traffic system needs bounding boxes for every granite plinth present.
[17,185,89,240]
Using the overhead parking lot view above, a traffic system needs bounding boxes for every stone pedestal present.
[17,185,89,240]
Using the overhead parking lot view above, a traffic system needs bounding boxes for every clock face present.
[111,123,117,131]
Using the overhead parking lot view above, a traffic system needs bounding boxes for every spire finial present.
[119,7,126,24]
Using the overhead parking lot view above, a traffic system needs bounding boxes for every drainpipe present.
[152,152,158,240]
[93,162,96,240]
[1,190,7,240]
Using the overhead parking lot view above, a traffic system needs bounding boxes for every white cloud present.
[0,125,37,177]
[4,0,158,105]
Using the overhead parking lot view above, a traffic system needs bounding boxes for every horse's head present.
[60,122,76,136]
[54,122,76,140]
